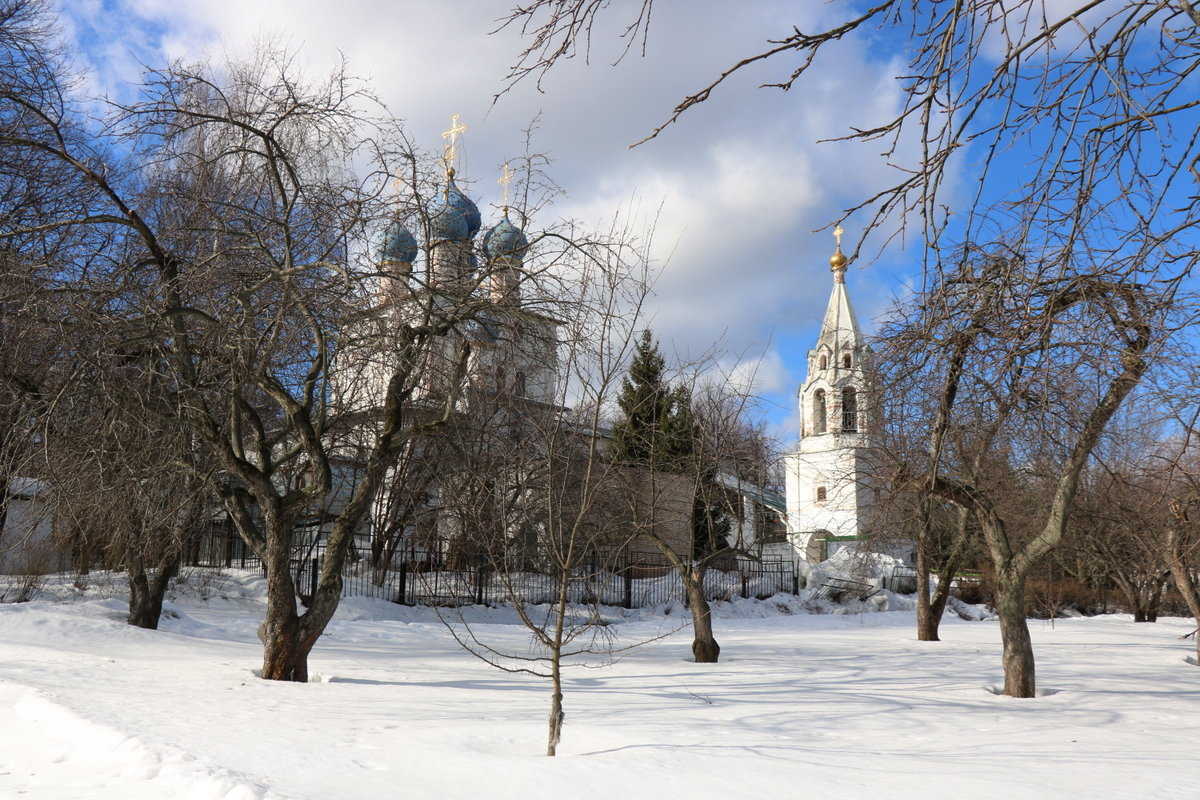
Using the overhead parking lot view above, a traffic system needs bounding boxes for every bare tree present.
[0,40,538,679]
[0,0,99,565]
[38,320,214,628]
[882,244,1160,697]
[429,214,660,756]
[1067,454,1171,622]
[1155,420,1200,661]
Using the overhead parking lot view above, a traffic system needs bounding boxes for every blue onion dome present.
[428,173,481,242]
[482,213,529,260]
[376,218,418,264]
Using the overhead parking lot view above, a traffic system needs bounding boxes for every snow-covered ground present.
[2,569,1198,799]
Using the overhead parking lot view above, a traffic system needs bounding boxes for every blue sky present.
[56,0,936,439]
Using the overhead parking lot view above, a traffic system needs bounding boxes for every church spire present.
[817,225,863,356]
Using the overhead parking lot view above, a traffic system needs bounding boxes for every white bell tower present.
[784,227,876,562]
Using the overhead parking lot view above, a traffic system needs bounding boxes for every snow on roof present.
[6,477,49,498]
[714,471,785,513]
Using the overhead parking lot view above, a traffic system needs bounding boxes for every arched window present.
[842,387,858,432]
[816,486,827,503]
[819,354,828,370]
[514,370,527,397]
[813,389,827,434]
[843,353,852,369]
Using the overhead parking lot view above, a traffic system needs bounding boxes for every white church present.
[778,232,881,563]
[254,115,889,569]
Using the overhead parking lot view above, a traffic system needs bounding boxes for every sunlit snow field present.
[2,569,1198,799]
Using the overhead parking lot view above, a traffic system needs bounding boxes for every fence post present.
[310,557,319,602]
[742,572,749,599]
[623,569,633,610]
[792,572,800,596]
[475,564,486,606]
[397,561,408,605]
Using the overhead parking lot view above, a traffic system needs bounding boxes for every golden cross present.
[498,162,514,210]
[441,113,467,173]
[390,168,405,202]
[834,224,844,249]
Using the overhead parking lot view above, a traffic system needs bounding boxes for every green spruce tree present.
[610,330,691,469]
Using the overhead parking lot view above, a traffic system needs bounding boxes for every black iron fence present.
[188,525,263,570]
[192,529,799,610]
[338,547,798,609]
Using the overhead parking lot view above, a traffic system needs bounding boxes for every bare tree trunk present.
[995,573,1035,698]
[686,566,720,663]
[1166,503,1200,664]
[916,507,966,641]
[259,527,309,682]
[545,556,573,757]
[925,557,960,637]
[0,477,9,539]
[547,657,564,756]
[126,545,180,630]
[1147,577,1165,623]
[1114,572,1167,622]
[1113,574,1148,622]
[915,528,937,641]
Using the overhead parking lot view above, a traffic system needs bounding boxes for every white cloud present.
[58,0,935,432]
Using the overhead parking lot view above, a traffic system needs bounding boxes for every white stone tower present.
[784,228,876,562]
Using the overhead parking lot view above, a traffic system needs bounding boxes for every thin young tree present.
[430,211,660,756]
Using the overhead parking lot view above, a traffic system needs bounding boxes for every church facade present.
[328,119,858,568]
[780,235,879,562]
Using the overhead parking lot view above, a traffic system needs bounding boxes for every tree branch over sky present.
[500,1,1200,269]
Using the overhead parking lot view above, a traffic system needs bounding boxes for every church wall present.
[611,466,695,558]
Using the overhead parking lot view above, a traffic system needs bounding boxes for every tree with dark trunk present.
[0,41,507,677]
[883,247,1159,697]
[609,332,722,661]
[1167,496,1200,664]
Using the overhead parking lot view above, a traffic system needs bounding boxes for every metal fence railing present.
[192,529,801,610]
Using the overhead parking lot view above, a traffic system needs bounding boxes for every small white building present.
[1,477,56,574]
[782,236,879,562]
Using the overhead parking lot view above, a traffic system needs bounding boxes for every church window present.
[816,486,827,503]
[515,370,527,396]
[843,353,852,369]
[842,387,858,432]
[819,354,827,370]
[813,389,827,434]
